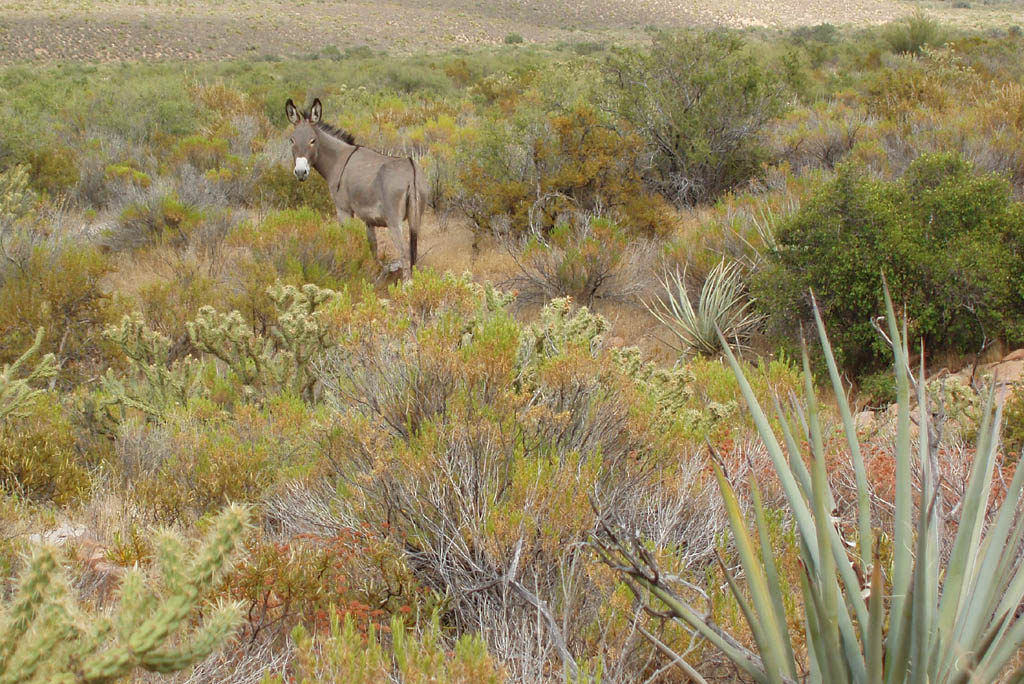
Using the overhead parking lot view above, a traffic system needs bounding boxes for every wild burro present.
[285,97,427,279]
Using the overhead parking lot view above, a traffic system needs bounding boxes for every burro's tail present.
[407,157,422,268]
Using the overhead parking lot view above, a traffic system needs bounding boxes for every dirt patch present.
[0,0,929,65]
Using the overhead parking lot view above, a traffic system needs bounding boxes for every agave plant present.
[646,259,763,357]
[599,286,1024,683]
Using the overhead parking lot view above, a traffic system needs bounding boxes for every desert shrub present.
[23,144,80,198]
[251,162,336,215]
[605,30,789,205]
[103,162,152,190]
[454,104,674,238]
[223,528,420,645]
[264,612,502,684]
[229,209,374,293]
[882,10,948,55]
[171,134,232,172]
[755,154,1024,376]
[120,395,317,524]
[103,191,205,251]
[865,47,979,124]
[0,241,115,382]
[858,370,896,409]
[315,275,715,679]
[505,216,652,305]
[0,393,91,505]
[1004,385,1024,460]
[769,98,873,172]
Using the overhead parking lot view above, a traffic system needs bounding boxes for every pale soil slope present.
[0,0,922,64]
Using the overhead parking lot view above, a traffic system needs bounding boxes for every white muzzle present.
[294,157,310,181]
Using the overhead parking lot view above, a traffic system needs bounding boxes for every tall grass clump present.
[599,287,1024,682]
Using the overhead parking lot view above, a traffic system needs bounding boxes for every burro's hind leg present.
[384,197,411,279]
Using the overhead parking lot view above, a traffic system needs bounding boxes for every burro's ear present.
[310,98,322,124]
[285,98,301,125]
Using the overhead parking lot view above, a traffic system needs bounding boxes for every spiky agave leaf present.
[611,280,1024,683]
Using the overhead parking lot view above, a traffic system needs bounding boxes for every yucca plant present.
[599,286,1024,683]
[646,259,763,357]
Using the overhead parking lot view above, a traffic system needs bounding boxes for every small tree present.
[605,30,789,205]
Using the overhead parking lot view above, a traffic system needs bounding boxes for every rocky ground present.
[0,0,947,64]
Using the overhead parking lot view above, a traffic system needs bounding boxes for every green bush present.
[0,394,91,505]
[0,242,116,383]
[883,10,947,56]
[755,154,1024,376]
[251,162,336,215]
[24,145,80,198]
[105,192,205,251]
[605,30,789,205]
[228,209,374,294]
[455,105,674,237]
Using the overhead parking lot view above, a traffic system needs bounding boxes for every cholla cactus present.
[0,328,58,422]
[0,164,34,227]
[0,505,249,684]
[517,297,607,366]
[101,314,204,419]
[613,347,736,433]
[188,282,339,400]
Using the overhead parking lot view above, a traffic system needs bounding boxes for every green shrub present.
[251,162,336,215]
[858,370,895,409]
[883,10,947,56]
[508,216,650,305]
[0,394,91,505]
[122,396,316,523]
[0,242,115,383]
[264,611,502,684]
[605,30,789,205]
[229,209,373,294]
[455,105,673,237]
[24,145,79,198]
[105,192,204,251]
[755,154,1024,376]
[1004,385,1024,460]
[504,33,525,45]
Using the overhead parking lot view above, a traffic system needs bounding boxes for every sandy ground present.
[0,0,946,65]
[404,209,679,360]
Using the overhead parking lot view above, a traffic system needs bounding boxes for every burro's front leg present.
[339,208,379,262]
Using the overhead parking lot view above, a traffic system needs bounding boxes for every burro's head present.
[285,97,322,181]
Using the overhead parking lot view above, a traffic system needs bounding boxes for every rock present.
[854,410,877,432]
[28,523,87,546]
[1003,349,1024,362]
